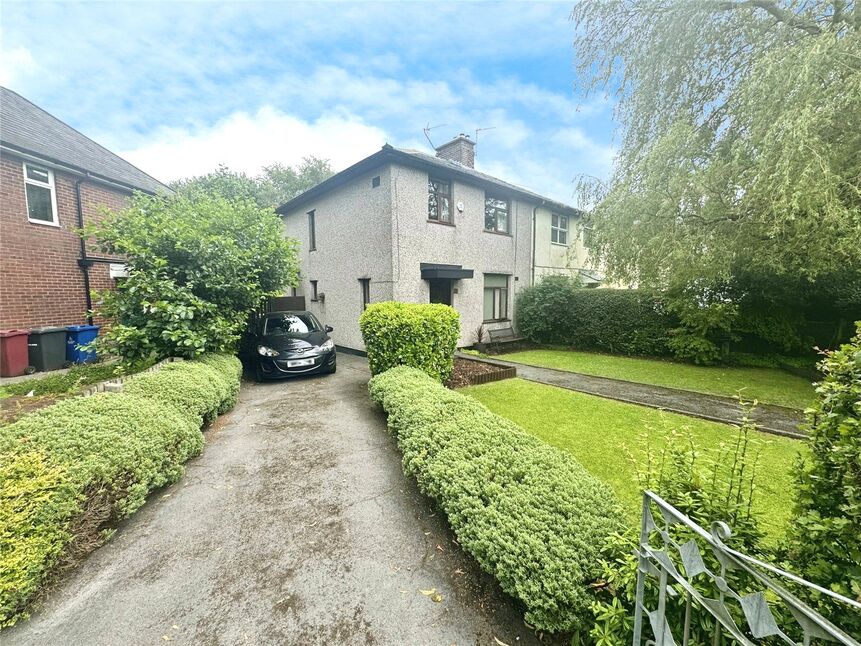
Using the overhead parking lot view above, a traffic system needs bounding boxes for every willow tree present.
[572,1,861,359]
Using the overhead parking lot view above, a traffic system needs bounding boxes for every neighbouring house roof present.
[276,144,581,217]
[0,86,169,194]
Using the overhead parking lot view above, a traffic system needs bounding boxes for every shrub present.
[515,279,674,356]
[783,322,861,633]
[368,366,625,632]
[360,302,460,381]
[0,354,241,626]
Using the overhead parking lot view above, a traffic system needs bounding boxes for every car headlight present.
[257,345,280,357]
[319,339,334,351]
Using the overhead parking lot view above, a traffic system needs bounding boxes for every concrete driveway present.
[6,354,549,646]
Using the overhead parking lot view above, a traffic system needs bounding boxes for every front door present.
[428,279,452,306]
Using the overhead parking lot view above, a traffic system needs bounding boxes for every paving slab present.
[466,354,806,438]
[5,354,550,646]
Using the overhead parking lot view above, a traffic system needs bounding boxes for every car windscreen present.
[263,313,321,337]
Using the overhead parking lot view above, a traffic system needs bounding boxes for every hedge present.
[515,276,674,355]
[0,353,242,626]
[369,366,625,632]
[359,301,460,381]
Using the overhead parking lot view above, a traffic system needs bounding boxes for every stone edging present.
[80,357,184,396]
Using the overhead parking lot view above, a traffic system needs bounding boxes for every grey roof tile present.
[0,86,169,194]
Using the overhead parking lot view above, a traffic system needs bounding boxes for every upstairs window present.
[428,178,452,224]
[24,163,58,225]
[551,213,569,245]
[308,210,316,251]
[484,195,509,233]
[483,274,509,322]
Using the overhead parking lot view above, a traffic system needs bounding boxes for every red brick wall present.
[0,153,130,330]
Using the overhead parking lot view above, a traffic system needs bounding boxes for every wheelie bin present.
[0,329,30,377]
[66,324,100,364]
[28,326,67,372]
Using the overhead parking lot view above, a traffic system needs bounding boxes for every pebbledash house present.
[277,134,601,351]
[0,86,169,330]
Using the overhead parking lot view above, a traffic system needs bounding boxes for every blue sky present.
[1,1,616,203]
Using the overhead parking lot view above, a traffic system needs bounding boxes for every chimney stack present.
[435,133,475,168]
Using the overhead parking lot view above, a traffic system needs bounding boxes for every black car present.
[250,311,336,381]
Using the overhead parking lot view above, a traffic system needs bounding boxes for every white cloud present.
[120,106,387,182]
[0,46,39,89]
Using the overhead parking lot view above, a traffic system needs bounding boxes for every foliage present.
[369,366,626,632]
[88,192,298,361]
[171,157,333,209]
[587,415,768,645]
[573,0,861,288]
[359,301,460,382]
[0,355,240,626]
[783,323,861,631]
[515,278,674,356]
[572,1,861,360]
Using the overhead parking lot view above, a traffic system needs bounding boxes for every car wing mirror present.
[325,325,333,332]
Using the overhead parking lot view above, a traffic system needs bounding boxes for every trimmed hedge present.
[359,301,460,381]
[515,276,674,355]
[0,354,241,626]
[369,366,625,632]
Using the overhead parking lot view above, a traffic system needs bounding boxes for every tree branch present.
[715,0,822,35]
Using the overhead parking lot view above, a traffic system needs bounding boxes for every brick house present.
[0,87,169,329]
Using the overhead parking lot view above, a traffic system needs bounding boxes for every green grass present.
[463,378,805,543]
[0,360,151,399]
[498,349,816,410]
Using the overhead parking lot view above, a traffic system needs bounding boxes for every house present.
[0,87,169,329]
[277,134,596,350]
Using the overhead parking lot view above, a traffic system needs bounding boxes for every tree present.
[171,157,333,209]
[88,193,299,361]
[571,1,861,359]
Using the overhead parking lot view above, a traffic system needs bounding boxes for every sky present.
[0,1,617,204]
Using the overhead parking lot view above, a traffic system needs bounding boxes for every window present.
[428,178,452,223]
[308,210,316,251]
[484,195,510,233]
[551,213,569,245]
[371,175,380,188]
[582,226,593,248]
[359,278,371,310]
[23,163,58,225]
[310,280,319,301]
[263,312,322,336]
[483,274,509,322]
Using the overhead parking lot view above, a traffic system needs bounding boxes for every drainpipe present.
[531,205,538,286]
[75,178,95,325]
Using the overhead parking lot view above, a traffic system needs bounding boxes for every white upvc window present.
[23,163,59,226]
[551,213,568,245]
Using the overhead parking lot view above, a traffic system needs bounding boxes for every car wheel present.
[254,363,266,382]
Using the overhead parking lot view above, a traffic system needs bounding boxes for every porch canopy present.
[420,263,474,280]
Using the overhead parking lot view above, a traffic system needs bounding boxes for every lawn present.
[497,349,816,410]
[463,378,805,543]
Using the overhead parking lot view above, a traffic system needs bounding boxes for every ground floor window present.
[310,280,319,301]
[359,278,370,310]
[483,274,509,321]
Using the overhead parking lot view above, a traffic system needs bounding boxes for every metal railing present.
[633,490,861,646]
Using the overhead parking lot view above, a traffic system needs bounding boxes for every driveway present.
[6,354,547,646]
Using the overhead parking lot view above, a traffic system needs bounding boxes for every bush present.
[0,354,241,626]
[783,322,861,633]
[515,279,674,356]
[360,302,460,381]
[368,366,625,631]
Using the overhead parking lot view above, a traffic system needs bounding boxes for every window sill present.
[28,218,60,228]
[427,219,455,227]
[483,318,511,324]
[551,241,570,247]
[483,229,512,237]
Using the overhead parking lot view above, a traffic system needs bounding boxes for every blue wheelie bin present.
[66,324,100,364]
